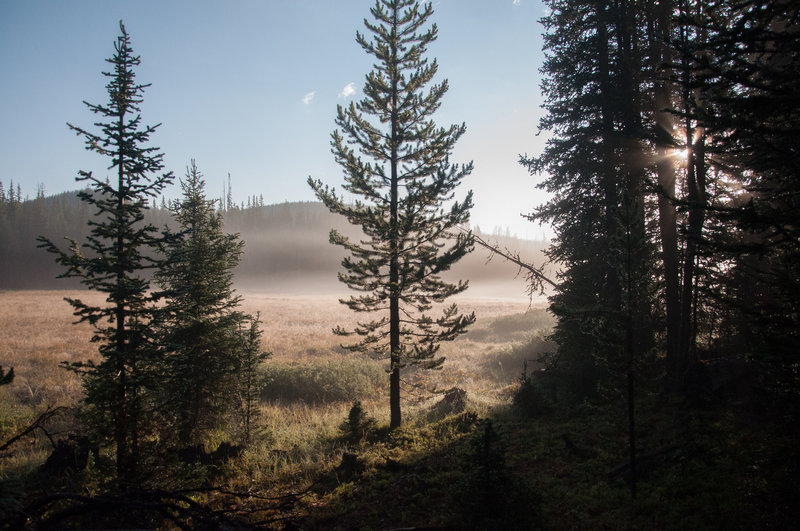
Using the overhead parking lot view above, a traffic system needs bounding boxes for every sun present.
[673,147,689,161]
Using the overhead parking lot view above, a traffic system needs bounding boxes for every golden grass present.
[0,290,103,409]
[0,289,549,481]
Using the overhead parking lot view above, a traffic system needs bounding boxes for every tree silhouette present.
[38,21,173,485]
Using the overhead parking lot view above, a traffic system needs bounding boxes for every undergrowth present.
[260,357,384,403]
[4,295,795,529]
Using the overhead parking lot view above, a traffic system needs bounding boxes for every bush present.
[512,361,552,416]
[450,419,540,529]
[260,358,384,403]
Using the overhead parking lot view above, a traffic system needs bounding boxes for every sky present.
[0,0,551,240]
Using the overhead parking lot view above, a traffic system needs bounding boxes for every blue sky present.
[0,0,551,239]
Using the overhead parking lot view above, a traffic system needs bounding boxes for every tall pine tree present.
[524,0,659,400]
[673,0,800,400]
[38,21,173,485]
[309,0,474,428]
[524,0,627,400]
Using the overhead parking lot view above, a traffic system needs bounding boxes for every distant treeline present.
[0,189,547,293]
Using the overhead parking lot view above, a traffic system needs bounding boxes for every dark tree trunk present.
[115,104,131,485]
[389,7,401,429]
[650,0,682,386]
[677,3,708,382]
[597,0,621,309]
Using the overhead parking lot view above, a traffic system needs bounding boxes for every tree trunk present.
[597,0,621,309]
[115,103,131,485]
[677,2,708,382]
[651,0,682,386]
[388,7,401,429]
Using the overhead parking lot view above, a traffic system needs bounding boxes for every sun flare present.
[674,147,689,160]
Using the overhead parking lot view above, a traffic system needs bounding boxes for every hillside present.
[0,191,549,298]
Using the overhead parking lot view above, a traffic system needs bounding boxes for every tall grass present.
[261,358,385,403]
[0,290,551,486]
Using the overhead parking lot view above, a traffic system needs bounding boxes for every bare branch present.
[0,405,69,454]
[466,228,557,298]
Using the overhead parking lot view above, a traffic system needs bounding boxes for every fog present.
[1,195,550,300]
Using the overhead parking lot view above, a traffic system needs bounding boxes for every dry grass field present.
[0,289,552,484]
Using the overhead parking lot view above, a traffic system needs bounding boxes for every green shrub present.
[450,419,540,529]
[260,358,384,403]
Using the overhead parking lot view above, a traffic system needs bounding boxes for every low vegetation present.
[2,291,796,529]
[0,290,541,526]
[260,359,385,404]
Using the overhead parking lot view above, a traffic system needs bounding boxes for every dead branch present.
[11,484,317,530]
[0,405,69,455]
[467,229,558,298]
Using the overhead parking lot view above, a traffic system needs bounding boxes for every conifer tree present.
[309,0,475,428]
[234,313,269,445]
[524,0,629,399]
[38,21,173,484]
[154,160,248,446]
[674,0,800,397]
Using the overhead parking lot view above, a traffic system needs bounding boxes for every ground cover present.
[0,289,551,527]
[3,290,792,530]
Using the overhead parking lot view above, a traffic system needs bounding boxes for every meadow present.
[0,289,552,516]
[3,291,796,530]
[0,290,548,405]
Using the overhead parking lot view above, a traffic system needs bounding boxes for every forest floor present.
[1,290,798,529]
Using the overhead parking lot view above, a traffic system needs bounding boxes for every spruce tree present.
[674,0,800,398]
[523,0,663,401]
[234,313,269,446]
[523,0,629,400]
[154,160,248,446]
[38,21,173,484]
[309,0,475,428]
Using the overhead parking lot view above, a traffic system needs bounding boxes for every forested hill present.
[0,190,548,297]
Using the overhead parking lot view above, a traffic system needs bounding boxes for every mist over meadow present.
[0,190,548,298]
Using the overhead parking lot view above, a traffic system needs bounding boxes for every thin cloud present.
[339,82,356,99]
[513,0,520,5]
[302,91,315,105]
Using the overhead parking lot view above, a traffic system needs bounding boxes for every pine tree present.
[523,0,668,401]
[37,21,173,485]
[674,0,800,399]
[523,0,628,400]
[309,0,475,428]
[605,192,658,496]
[154,160,248,446]
[234,313,269,445]
[226,173,234,212]
[647,0,682,387]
